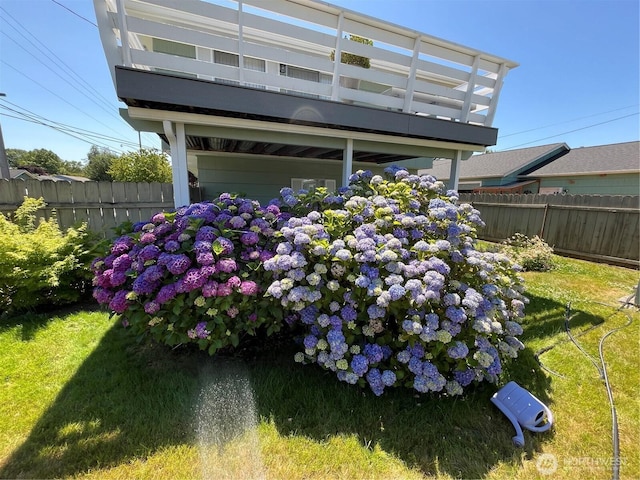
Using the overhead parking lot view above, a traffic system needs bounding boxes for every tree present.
[5,148,27,168]
[19,149,64,174]
[330,35,373,69]
[60,160,86,176]
[84,145,117,181]
[108,149,172,183]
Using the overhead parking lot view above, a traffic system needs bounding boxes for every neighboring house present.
[94,0,518,207]
[37,174,93,182]
[419,140,640,195]
[524,141,640,195]
[418,143,570,193]
[9,169,92,182]
[9,168,38,180]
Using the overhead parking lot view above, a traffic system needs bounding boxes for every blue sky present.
[0,0,638,164]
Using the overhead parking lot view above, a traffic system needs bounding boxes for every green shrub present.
[0,197,100,315]
[502,233,555,271]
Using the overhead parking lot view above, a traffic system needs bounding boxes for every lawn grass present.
[0,256,638,479]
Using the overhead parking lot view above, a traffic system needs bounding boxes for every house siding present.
[538,173,639,195]
[197,155,390,204]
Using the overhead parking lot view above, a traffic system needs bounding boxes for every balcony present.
[94,0,518,206]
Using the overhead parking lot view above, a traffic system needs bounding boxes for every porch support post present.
[331,12,345,101]
[342,138,353,187]
[448,150,462,192]
[163,120,190,208]
[238,1,245,85]
[403,36,421,113]
[115,0,132,67]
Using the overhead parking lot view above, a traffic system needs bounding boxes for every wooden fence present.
[0,178,174,238]
[459,193,640,268]
[2,179,638,266]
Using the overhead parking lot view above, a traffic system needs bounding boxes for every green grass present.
[1,256,638,479]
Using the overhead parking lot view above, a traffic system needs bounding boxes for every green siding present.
[538,174,639,195]
[197,155,391,204]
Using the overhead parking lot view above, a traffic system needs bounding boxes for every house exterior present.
[9,169,38,180]
[8,169,92,182]
[419,140,640,195]
[418,143,570,193]
[524,141,640,195]
[94,0,518,206]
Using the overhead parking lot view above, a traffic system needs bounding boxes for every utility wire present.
[0,59,157,151]
[0,101,139,151]
[50,0,97,27]
[0,104,137,151]
[0,6,112,112]
[0,112,124,154]
[499,104,639,138]
[499,112,639,150]
[0,101,142,152]
[0,8,158,147]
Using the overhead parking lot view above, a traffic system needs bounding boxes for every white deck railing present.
[95,0,518,127]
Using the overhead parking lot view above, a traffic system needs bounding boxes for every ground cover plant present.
[1,255,637,479]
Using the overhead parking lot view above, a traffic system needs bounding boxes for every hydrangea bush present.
[91,194,282,354]
[264,168,527,396]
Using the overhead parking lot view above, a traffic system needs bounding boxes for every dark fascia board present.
[115,66,498,147]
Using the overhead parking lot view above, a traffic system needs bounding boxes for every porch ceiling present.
[159,134,412,163]
[116,67,498,163]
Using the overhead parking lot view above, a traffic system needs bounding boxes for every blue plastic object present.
[491,381,553,447]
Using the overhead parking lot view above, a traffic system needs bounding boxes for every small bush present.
[503,233,555,271]
[0,197,98,315]
[91,195,283,354]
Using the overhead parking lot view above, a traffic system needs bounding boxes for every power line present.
[0,60,154,149]
[499,112,639,150]
[0,101,141,149]
[0,7,158,147]
[0,10,114,115]
[0,100,149,153]
[499,104,640,138]
[0,111,125,154]
[50,0,97,27]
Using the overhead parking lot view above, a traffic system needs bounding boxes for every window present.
[152,38,196,58]
[214,50,239,67]
[280,64,320,82]
[291,178,337,193]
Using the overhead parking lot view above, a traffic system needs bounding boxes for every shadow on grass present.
[520,292,607,344]
[246,341,552,479]
[3,287,599,479]
[0,320,203,479]
[0,299,101,341]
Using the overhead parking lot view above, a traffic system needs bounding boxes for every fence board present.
[0,179,177,238]
[71,182,90,226]
[460,193,640,267]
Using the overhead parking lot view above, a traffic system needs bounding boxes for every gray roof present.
[420,143,569,181]
[525,141,640,177]
[9,168,37,179]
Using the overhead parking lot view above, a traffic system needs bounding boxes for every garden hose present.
[564,298,635,480]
